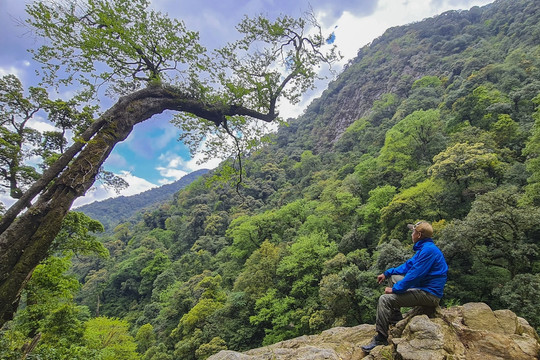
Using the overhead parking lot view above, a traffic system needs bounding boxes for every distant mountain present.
[76,169,209,229]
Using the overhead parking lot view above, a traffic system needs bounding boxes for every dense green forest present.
[2,0,540,359]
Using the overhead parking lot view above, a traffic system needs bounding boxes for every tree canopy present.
[2,0,540,359]
[0,0,339,326]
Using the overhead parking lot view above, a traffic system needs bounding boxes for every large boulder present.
[208,303,540,360]
[208,324,376,360]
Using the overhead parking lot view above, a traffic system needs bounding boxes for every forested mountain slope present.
[280,0,539,152]
[3,0,540,359]
[77,169,209,230]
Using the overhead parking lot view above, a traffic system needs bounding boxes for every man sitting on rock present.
[361,221,448,353]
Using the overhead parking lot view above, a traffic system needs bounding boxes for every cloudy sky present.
[0,0,493,208]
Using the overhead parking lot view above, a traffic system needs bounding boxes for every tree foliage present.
[0,0,339,327]
[2,0,540,358]
[84,317,140,360]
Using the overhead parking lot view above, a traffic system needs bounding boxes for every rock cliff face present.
[208,302,540,360]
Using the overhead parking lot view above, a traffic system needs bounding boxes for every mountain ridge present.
[76,168,209,229]
[277,0,537,153]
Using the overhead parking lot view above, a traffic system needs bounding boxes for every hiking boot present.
[361,333,388,353]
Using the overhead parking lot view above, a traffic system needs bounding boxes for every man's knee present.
[378,294,396,309]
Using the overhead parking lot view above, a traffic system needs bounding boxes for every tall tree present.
[378,109,446,183]
[439,186,540,280]
[0,0,339,325]
[0,75,46,199]
[523,95,540,205]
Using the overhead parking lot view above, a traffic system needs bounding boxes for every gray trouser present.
[375,275,440,338]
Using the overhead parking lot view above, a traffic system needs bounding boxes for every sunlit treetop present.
[26,0,341,112]
[25,0,341,171]
[27,0,204,95]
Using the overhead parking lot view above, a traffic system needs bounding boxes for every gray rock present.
[208,324,374,360]
[208,303,540,360]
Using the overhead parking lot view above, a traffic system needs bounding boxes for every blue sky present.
[0,0,493,207]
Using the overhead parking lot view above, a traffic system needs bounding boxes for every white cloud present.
[51,88,79,101]
[117,171,158,195]
[3,171,158,210]
[73,171,157,207]
[277,96,311,121]
[27,117,57,133]
[158,152,186,168]
[185,151,223,172]
[0,192,15,211]
[105,152,128,168]
[4,171,159,210]
[156,168,189,185]
[321,0,493,67]
[72,187,116,208]
[156,147,222,185]
[0,66,24,78]
[155,127,180,149]
[156,153,190,183]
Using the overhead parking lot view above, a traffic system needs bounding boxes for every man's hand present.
[377,273,386,284]
[385,287,393,294]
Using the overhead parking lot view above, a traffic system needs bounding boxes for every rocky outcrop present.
[208,302,540,360]
[389,302,540,360]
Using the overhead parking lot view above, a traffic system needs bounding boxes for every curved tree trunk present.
[0,83,277,326]
[0,112,108,234]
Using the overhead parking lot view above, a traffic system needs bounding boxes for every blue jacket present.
[383,238,448,298]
